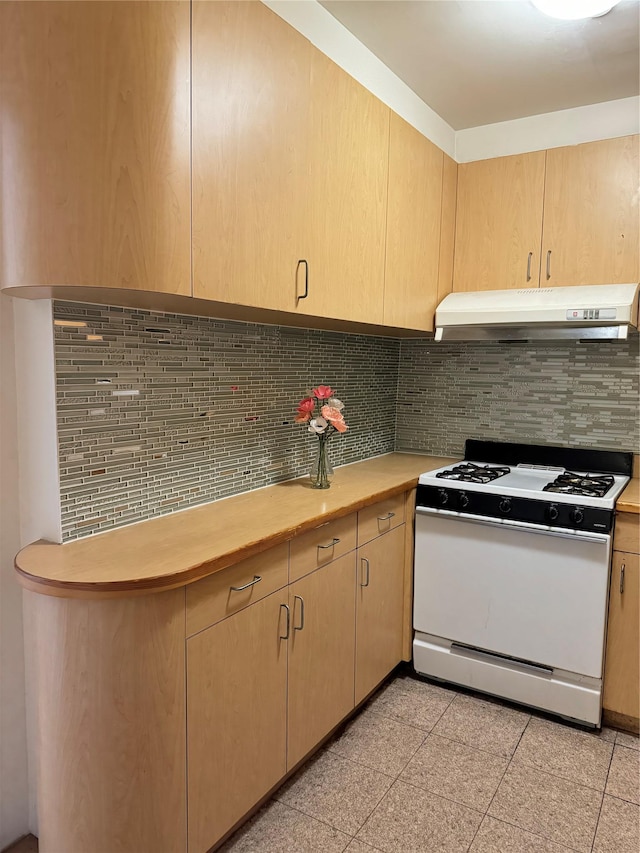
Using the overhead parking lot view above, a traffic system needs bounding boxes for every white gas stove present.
[413,440,632,727]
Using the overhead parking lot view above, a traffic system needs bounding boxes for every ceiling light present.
[531,0,621,19]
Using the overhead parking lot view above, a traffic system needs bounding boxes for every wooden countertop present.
[618,478,640,514]
[15,452,456,598]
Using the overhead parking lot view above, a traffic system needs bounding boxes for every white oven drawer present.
[413,509,611,678]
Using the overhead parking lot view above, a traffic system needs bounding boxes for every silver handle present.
[377,512,395,522]
[294,595,305,631]
[279,604,290,640]
[318,537,340,550]
[360,557,370,588]
[546,249,552,280]
[230,574,262,592]
[620,563,626,594]
[526,252,533,282]
[416,505,609,544]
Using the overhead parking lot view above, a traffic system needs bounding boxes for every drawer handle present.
[230,575,262,592]
[620,563,626,594]
[294,595,305,631]
[360,557,370,588]
[377,512,395,522]
[279,604,290,640]
[318,537,340,550]
[296,259,309,300]
[526,251,533,282]
[546,249,552,280]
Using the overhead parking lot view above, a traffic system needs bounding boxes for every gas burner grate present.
[542,471,615,498]
[436,463,511,484]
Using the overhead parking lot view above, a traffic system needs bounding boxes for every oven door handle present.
[415,505,609,543]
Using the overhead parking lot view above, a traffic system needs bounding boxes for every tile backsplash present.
[54,303,399,540]
[397,337,640,458]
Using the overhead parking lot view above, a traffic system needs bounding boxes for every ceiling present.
[319,0,640,130]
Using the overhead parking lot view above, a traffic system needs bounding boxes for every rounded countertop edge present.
[13,466,428,598]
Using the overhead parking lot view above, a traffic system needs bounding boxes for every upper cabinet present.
[437,154,459,303]
[192,1,310,312]
[0,1,191,295]
[453,135,639,293]
[453,151,546,292]
[383,113,444,332]
[541,135,639,287]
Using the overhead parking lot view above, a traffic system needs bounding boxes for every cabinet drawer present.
[615,513,640,555]
[186,543,289,636]
[289,513,357,583]
[357,493,406,546]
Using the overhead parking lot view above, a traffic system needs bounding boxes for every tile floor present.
[8,674,639,853]
[222,674,640,853]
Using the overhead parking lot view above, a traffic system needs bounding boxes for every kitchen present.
[3,1,637,852]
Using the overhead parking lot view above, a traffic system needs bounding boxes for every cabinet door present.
[0,2,191,294]
[299,52,389,325]
[603,552,639,724]
[192,1,310,311]
[287,552,356,770]
[542,135,639,287]
[453,152,546,292]
[437,153,458,303]
[383,113,443,331]
[356,524,405,705]
[187,590,288,853]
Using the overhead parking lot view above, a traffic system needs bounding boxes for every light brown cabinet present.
[356,524,405,704]
[453,136,639,293]
[383,113,444,331]
[0,1,191,295]
[287,552,357,770]
[603,514,640,732]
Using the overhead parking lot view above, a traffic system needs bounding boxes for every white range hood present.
[435,284,639,342]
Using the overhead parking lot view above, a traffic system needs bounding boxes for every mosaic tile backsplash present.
[397,337,640,458]
[54,303,399,540]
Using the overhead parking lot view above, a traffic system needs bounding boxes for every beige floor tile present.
[276,749,393,835]
[356,780,482,853]
[593,795,640,853]
[366,674,457,732]
[488,762,602,852]
[513,716,613,790]
[328,707,426,777]
[606,745,640,805]
[219,800,351,852]
[345,841,382,852]
[616,730,640,751]
[469,816,574,852]
[400,733,508,811]
[432,692,530,758]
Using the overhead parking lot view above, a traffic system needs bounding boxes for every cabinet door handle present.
[230,574,261,592]
[546,250,552,280]
[526,252,533,282]
[294,595,305,631]
[296,259,309,300]
[279,604,290,640]
[620,563,626,594]
[360,557,370,588]
[318,537,340,550]
[377,512,395,522]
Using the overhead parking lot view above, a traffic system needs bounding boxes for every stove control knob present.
[437,488,449,507]
[499,498,512,514]
[547,504,560,523]
[571,508,585,525]
[459,492,470,509]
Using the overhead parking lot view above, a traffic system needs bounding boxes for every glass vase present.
[309,435,334,489]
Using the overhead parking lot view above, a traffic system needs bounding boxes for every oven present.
[412,440,632,727]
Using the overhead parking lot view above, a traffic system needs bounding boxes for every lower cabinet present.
[186,590,288,852]
[355,524,405,704]
[603,550,639,729]
[287,552,357,770]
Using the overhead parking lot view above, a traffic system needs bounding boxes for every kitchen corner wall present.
[54,303,399,541]
[397,337,640,457]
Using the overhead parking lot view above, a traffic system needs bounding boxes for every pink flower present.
[332,419,348,433]
[321,405,344,424]
[312,385,333,399]
[294,412,311,423]
[296,397,315,413]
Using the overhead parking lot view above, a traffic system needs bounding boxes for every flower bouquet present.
[295,384,348,489]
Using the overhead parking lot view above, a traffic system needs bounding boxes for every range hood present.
[435,284,639,342]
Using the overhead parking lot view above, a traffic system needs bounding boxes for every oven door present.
[414,507,611,678]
